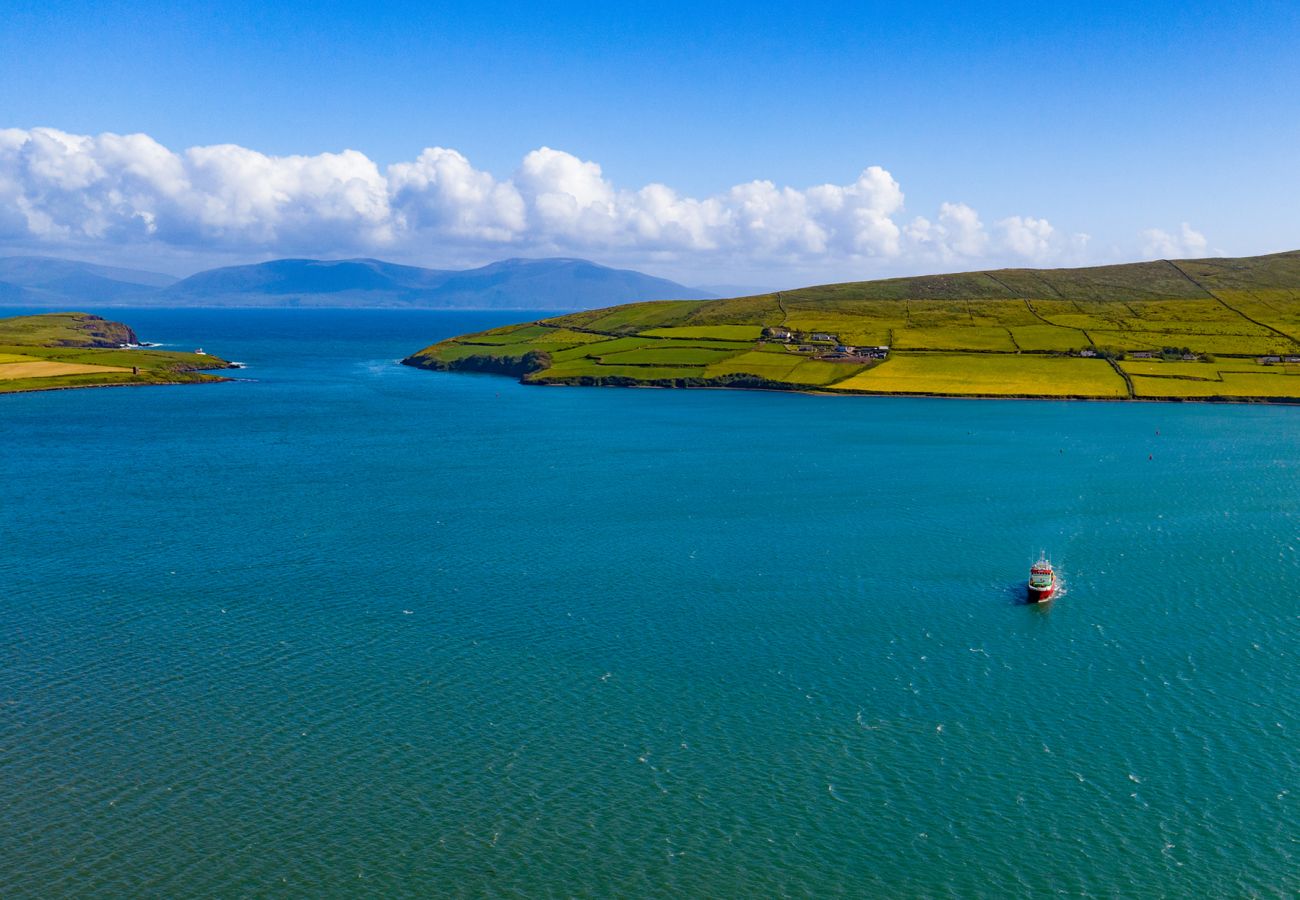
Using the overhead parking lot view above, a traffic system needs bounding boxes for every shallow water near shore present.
[2,308,1298,896]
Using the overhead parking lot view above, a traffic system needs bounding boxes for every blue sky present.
[1,0,1297,285]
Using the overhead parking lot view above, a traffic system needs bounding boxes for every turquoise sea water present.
[2,308,1298,897]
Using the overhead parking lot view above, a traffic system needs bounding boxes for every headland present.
[403,250,1300,402]
[0,312,236,394]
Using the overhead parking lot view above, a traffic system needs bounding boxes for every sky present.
[1,0,1297,288]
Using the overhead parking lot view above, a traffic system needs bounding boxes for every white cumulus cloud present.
[0,127,393,251]
[905,202,989,262]
[0,126,1114,279]
[998,216,1056,260]
[1140,222,1208,259]
[388,146,525,242]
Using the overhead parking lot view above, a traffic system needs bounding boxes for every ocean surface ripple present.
[1,308,1298,897]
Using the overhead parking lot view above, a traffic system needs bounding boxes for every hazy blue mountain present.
[0,280,46,306]
[153,257,715,309]
[421,258,715,309]
[161,258,448,299]
[0,255,715,310]
[0,256,179,306]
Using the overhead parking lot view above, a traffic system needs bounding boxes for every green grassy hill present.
[403,250,1300,401]
[0,313,233,394]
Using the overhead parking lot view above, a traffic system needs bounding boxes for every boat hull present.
[1027,584,1055,603]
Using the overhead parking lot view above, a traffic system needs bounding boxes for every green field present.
[640,324,764,341]
[597,346,740,366]
[0,313,233,394]
[403,250,1300,401]
[701,349,804,380]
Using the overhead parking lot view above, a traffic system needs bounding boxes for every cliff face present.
[401,348,552,378]
[64,314,139,347]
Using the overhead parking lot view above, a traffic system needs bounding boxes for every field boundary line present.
[1023,298,1057,327]
[981,271,1069,334]
[981,272,1022,302]
[1106,357,1136,398]
[1165,260,1300,344]
[1028,272,1068,300]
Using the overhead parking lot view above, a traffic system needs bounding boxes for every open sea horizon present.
[2,307,1297,897]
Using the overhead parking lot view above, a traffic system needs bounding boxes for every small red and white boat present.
[1027,553,1056,603]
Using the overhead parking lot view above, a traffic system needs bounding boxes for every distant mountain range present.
[0,256,717,310]
[0,257,178,306]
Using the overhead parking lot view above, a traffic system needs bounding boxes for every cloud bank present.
[0,127,1196,279]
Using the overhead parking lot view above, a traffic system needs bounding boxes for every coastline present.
[542,380,1300,405]
[402,357,1300,405]
[0,373,235,396]
[0,312,239,396]
[401,250,1300,406]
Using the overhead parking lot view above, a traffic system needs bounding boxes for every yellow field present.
[1120,360,1221,378]
[1107,356,1300,399]
[1010,325,1090,351]
[891,325,1017,351]
[1093,330,1293,355]
[831,353,1128,397]
[0,361,132,380]
[1132,371,1300,399]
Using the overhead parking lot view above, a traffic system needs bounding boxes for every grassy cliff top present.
[0,312,233,394]
[404,250,1300,402]
[0,311,141,347]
